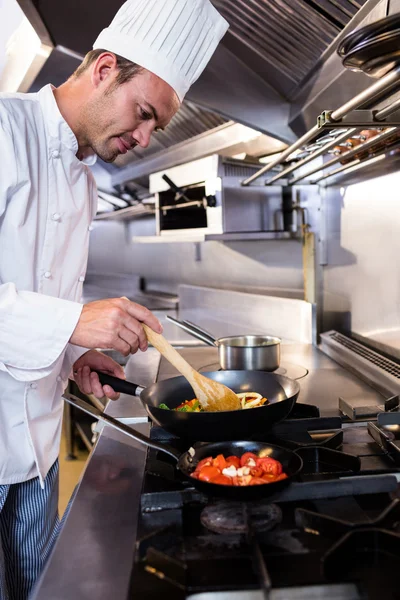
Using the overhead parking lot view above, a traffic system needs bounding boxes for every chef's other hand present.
[69,297,162,356]
[73,350,125,400]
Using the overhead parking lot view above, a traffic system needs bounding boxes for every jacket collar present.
[38,84,97,166]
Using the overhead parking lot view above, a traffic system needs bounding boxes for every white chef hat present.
[93,0,229,101]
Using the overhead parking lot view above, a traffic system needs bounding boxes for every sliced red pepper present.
[197,465,221,482]
[248,477,267,485]
[210,474,233,486]
[195,457,213,471]
[212,454,227,471]
[274,472,288,482]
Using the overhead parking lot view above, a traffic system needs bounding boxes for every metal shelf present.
[242,65,400,187]
[95,205,155,221]
[204,231,301,241]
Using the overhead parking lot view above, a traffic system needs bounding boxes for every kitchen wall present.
[86,180,325,301]
[322,170,400,358]
[86,216,304,298]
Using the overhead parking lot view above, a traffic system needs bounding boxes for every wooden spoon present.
[143,324,241,412]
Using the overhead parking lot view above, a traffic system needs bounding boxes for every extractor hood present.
[14,0,386,190]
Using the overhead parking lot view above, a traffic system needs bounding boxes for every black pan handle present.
[63,392,181,461]
[94,370,144,397]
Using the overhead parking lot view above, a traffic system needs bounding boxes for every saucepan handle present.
[94,371,144,397]
[166,315,217,346]
[63,392,181,461]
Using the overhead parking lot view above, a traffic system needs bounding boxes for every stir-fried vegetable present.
[159,392,269,412]
[190,451,287,486]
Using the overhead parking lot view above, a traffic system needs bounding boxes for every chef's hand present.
[72,349,125,400]
[69,297,162,356]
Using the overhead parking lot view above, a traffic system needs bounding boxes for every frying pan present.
[64,392,303,501]
[338,14,400,58]
[94,369,300,441]
[166,315,280,371]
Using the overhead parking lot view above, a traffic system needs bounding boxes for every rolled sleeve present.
[0,282,83,381]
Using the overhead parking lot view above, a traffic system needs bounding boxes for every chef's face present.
[81,55,180,162]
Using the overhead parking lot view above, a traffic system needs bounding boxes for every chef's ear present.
[91,52,119,88]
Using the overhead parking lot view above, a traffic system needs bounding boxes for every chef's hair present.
[73,49,143,86]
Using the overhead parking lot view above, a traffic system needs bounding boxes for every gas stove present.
[129,396,400,600]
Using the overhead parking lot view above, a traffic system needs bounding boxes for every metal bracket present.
[317,109,400,129]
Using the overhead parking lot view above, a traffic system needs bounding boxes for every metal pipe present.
[331,66,400,119]
[312,159,361,183]
[242,124,321,186]
[242,64,400,187]
[289,126,397,185]
[265,128,356,185]
[314,153,386,184]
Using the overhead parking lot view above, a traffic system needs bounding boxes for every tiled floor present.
[58,429,88,516]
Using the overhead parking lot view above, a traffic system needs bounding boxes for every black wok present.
[64,392,303,501]
[95,369,300,441]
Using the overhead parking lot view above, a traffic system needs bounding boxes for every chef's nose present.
[132,126,151,149]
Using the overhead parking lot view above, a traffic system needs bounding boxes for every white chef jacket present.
[0,84,98,486]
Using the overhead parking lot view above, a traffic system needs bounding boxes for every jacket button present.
[79,276,85,282]
[52,150,60,158]
[56,376,62,383]
[88,225,94,232]
[44,271,51,279]
[52,213,61,221]
[30,382,38,389]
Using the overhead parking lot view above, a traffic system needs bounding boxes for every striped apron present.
[0,461,59,600]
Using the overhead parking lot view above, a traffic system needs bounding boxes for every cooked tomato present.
[210,474,233,486]
[212,454,227,470]
[225,455,241,468]
[197,465,221,482]
[240,452,259,467]
[189,453,286,487]
[248,477,267,485]
[250,467,263,478]
[257,457,283,477]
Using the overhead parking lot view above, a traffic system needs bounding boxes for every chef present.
[0,0,228,597]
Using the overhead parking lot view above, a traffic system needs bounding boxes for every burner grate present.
[200,502,282,535]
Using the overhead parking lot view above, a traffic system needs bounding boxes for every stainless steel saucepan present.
[167,316,281,371]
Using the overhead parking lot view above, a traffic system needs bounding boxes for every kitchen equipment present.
[338,15,400,78]
[166,316,281,371]
[142,324,240,411]
[64,392,303,501]
[338,14,400,59]
[94,369,300,441]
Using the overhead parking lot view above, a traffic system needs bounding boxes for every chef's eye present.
[140,108,152,120]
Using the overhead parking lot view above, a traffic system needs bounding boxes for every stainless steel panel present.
[187,583,360,600]
[31,422,149,600]
[321,175,400,359]
[178,285,313,343]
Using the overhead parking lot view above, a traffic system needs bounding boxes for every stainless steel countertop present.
[32,328,383,598]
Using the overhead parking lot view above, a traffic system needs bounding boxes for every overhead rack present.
[242,65,400,186]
